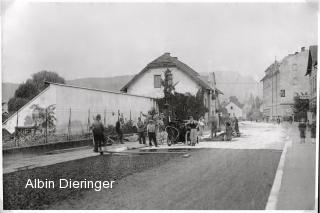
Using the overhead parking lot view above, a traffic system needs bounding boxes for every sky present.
[1,1,318,83]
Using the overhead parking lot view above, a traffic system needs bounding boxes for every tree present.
[157,90,208,121]
[31,71,65,91]
[8,71,65,113]
[292,95,309,121]
[14,82,38,100]
[30,104,57,130]
[8,97,29,113]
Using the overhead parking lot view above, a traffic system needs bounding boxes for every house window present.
[280,89,285,97]
[154,75,161,88]
[230,106,233,110]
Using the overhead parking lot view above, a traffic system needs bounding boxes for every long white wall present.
[3,84,157,135]
[53,84,156,134]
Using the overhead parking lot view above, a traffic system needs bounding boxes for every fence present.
[3,107,151,149]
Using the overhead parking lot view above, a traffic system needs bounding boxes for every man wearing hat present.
[90,114,105,154]
[147,119,158,147]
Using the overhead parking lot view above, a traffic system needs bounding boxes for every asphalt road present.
[49,148,281,210]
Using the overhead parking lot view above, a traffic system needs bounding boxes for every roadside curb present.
[265,134,291,210]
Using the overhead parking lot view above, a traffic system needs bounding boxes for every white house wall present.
[226,102,243,118]
[127,67,201,98]
[2,86,57,133]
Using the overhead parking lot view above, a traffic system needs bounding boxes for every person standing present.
[298,118,307,143]
[116,117,124,144]
[225,120,233,141]
[198,116,205,137]
[210,113,219,139]
[137,117,146,144]
[310,121,316,144]
[233,116,240,136]
[187,116,198,146]
[90,114,105,155]
[156,116,165,144]
[147,120,158,147]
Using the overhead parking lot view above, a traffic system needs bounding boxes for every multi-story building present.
[261,47,309,121]
[305,45,317,122]
[261,61,280,121]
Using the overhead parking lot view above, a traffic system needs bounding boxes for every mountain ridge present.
[2,71,261,104]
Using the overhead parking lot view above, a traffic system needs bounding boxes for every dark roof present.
[228,100,243,109]
[121,53,223,94]
[306,45,317,75]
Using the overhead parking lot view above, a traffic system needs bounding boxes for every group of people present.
[298,118,316,144]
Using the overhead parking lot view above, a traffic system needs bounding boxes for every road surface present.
[48,122,284,210]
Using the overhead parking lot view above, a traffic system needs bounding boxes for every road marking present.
[265,137,291,210]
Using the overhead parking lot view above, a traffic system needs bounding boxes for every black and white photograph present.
[0,0,318,211]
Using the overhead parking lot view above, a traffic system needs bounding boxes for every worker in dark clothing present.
[90,114,105,155]
[298,118,307,143]
[137,117,146,144]
[147,119,158,147]
[116,117,124,144]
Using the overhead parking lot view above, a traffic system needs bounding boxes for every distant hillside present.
[2,71,261,105]
[200,71,262,103]
[2,83,20,103]
[67,75,133,92]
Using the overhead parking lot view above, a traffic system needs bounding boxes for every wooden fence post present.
[45,107,48,144]
[130,110,132,121]
[15,110,19,147]
[87,108,90,133]
[68,108,71,141]
[104,108,106,126]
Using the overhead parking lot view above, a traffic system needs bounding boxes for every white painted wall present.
[3,84,156,134]
[53,84,156,134]
[3,87,57,133]
[226,102,243,118]
[127,67,201,98]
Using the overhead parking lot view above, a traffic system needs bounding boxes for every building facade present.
[305,45,317,122]
[261,47,309,121]
[121,52,223,121]
[225,101,243,118]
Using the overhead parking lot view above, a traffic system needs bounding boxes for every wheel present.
[165,125,179,146]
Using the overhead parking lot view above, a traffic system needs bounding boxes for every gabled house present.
[121,52,223,121]
[225,101,243,119]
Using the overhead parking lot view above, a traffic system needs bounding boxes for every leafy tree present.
[157,89,208,121]
[31,71,65,91]
[292,95,309,121]
[8,71,65,113]
[14,82,38,100]
[30,104,57,130]
[8,97,29,113]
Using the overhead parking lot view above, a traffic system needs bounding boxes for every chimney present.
[173,57,178,60]
[164,52,170,56]
[301,47,305,52]
[294,52,298,55]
